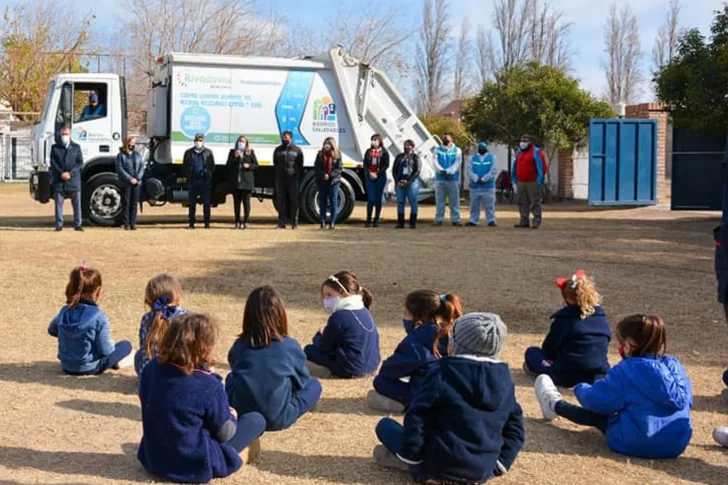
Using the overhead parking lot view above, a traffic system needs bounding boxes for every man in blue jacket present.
[433,132,463,226]
[467,141,499,227]
[50,126,84,232]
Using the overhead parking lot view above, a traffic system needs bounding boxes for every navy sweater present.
[399,357,524,484]
[378,320,448,393]
[309,308,381,377]
[138,359,241,484]
[542,305,611,386]
[226,337,314,431]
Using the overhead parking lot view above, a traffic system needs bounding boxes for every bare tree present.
[603,3,642,105]
[527,0,572,71]
[652,0,681,71]
[453,18,472,100]
[475,25,492,87]
[417,0,452,115]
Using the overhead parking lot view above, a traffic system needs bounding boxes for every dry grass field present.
[1,182,727,485]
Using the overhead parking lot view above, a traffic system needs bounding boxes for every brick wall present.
[558,148,574,199]
[625,103,671,204]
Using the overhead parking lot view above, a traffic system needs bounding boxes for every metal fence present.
[0,129,33,181]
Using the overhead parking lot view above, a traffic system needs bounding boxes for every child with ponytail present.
[368,291,463,413]
[535,314,693,459]
[523,270,611,387]
[134,274,188,376]
[304,271,381,378]
[48,264,133,375]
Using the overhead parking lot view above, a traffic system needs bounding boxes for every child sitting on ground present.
[304,271,381,378]
[373,313,524,484]
[48,264,133,375]
[535,314,693,459]
[138,313,265,484]
[134,274,187,376]
[226,286,322,431]
[368,290,463,413]
[523,269,611,387]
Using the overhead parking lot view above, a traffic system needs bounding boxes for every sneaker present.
[373,445,409,471]
[243,223,249,230]
[522,361,537,377]
[74,227,84,232]
[373,222,379,228]
[432,221,443,227]
[277,224,286,230]
[292,224,298,230]
[365,222,371,228]
[55,227,63,232]
[235,223,241,230]
[366,390,406,413]
[131,226,137,231]
[488,222,497,227]
[204,224,211,229]
[329,225,335,231]
[241,438,262,465]
[306,361,332,379]
[188,225,195,230]
[320,223,325,230]
[514,223,530,228]
[713,427,728,448]
[466,222,477,227]
[535,375,562,421]
[531,224,540,230]
[452,222,463,227]
[115,352,135,370]
[124,226,130,231]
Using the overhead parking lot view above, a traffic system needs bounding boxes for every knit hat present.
[450,312,507,359]
[477,141,488,150]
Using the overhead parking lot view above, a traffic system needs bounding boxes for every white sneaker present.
[366,390,406,413]
[306,361,332,379]
[713,427,728,448]
[373,445,409,471]
[535,375,562,421]
[116,352,135,370]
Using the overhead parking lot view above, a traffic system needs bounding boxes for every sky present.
[2,0,725,102]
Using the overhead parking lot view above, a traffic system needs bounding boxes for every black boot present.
[395,213,405,229]
[409,212,417,229]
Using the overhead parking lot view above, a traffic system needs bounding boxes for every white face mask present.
[61,135,71,145]
[194,141,204,150]
[237,143,246,150]
[323,144,332,151]
[323,297,340,313]
[519,141,529,151]
[371,140,380,148]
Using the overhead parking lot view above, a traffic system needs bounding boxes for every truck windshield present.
[41,80,55,124]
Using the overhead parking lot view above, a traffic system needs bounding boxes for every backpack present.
[496,170,512,191]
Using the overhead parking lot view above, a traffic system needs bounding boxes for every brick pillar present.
[625,103,671,204]
[558,148,574,199]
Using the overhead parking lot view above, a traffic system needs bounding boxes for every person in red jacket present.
[511,135,548,229]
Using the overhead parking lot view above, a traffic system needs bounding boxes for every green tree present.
[462,62,613,164]
[421,114,474,151]
[654,5,728,134]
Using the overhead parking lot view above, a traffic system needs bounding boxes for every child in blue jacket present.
[304,271,381,378]
[368,290,463,413]
[134,274,187,376]
[138,313,266,484]
[48,265,133,375]
[524,269,611,387]
[535,314,693,459]
[226,286,322,431]
[373,313,524,483]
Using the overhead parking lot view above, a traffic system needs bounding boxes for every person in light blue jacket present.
[432,132,463,226]
[535,314,693,459]
[115,135,145,230]
[466,141,499,227]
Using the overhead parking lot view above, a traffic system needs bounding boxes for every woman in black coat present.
[226,136,258,229]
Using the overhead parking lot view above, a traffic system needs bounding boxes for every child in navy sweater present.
[535,314,693,459]
[523,269,611,387]
[134,274,187,376]
[374,313,525,483]
[368,290,463,413]
[138,313,266,484]
[48,264,133,375]
[226,286,322,431]
[304,271,381,378]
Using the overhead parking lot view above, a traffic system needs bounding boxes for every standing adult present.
[273,131,304,230]
[511,135,548,229]
[226,135,258,230]
[183,133,215,229]
[393,140,420,229]
[314,137,343,230]
[433,132,463,227]
[363,134,390,228]
[50,125,84,232]
[115,135,144,231]
[466,141,498,227]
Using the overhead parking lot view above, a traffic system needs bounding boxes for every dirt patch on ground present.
[0,183,726,485]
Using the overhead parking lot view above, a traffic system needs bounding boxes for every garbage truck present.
[28,48,440,226]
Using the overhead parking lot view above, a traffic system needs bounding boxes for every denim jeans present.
[395,180,420,214]
[228,412,266,454]
[373,375,412,407]
[366,175,387,222]
[318,182,339,225]
[469,188,496,225]
[554,401,608,434]
[435,180,461,223]
[188,181,211,226]
[54,191,82,229]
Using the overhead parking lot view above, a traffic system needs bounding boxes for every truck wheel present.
[84,173,124,227]
[301,177,356,224]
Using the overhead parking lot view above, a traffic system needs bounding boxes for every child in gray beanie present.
[373,312,524,484]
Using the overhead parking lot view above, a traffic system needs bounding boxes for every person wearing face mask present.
[50,125,84,232]
[432,132,463,227]
[314,137,343,230]
[273,131,304,229]
[115,135,145,230]
[226,136,258,230]
[511,135,548,229]
[80,92,106,119]
[183,133,215,229]
[466,141,499,227]
[392,140,421,229]
[363,134,390,227]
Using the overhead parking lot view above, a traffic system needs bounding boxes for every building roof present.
[439,99,467,118]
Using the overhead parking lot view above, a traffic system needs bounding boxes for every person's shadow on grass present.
[56,399,141,421]
[0,361,138,395]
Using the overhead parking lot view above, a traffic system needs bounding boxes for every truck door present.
[54,81,115,161]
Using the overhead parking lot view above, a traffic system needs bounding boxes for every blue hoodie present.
[48,301,115,374]
[399,357,524,483]
[574,355,693,459]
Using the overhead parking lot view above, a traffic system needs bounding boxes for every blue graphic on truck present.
[275,71,314,146]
